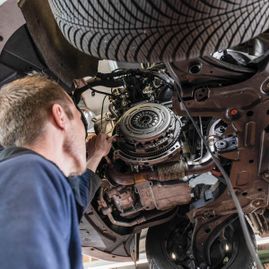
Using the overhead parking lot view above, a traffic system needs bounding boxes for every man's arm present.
[70,133,113,220]
[86,133,114,172]
[69,169,101,220]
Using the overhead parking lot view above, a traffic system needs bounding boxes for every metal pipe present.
[103,207,173,228]
[108,103,118,118]
[107,157,214,186]
[103,207,146,227]
[187,160,215,175]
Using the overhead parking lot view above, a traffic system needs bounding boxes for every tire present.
[146,217,195,269]
[208,218,255,269]
[48,0,269,63]
[146,217,255,269]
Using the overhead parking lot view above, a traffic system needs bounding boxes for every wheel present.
[207,218,255,269]
[146,217,255,269]
[146,217,196,269]
[48,0,269,63]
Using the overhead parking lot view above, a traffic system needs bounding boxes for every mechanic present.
[0,73,113,269]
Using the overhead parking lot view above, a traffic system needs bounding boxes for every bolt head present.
[261,79,269,93]
[227,107,240,120]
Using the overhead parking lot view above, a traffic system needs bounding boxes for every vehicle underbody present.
[1,0,269,268]
[78,52,269,268]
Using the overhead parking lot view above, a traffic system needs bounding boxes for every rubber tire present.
[48,0,269,63]
[146,217,193,269]
[209,219,255,269]
[146,218,255,269]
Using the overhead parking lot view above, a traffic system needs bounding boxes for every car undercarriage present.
[78,52,269,268]
[1,0,269,268]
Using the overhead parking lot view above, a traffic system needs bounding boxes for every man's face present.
[63,100,87,176]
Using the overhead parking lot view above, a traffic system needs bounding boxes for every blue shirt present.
[0,148,96,269]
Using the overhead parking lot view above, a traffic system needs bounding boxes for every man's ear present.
[51,104,67,130]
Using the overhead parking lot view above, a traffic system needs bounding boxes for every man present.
[0,74,112,269]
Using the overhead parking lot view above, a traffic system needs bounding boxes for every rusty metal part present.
[107,158,215,186]
[187,180,269,262]
[247,211,269,236]
[107,187,135,214]
[187,180,269,264]
[106,185,145,217]
[102,206,174,228]
[153,161,187,181]
[103,207,147,228]
[188,180,269,221]
[172,54,269,223]
[81,202,177,261]
[135,181,192,211]
[187,160,215,176]
[226,107,241,120]
[106,162,186,186]
[192,215,234,264]
[106,168,192,217]
[99,182,178,228]
[172,56,255,86]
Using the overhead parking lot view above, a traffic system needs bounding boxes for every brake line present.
[166,62,263,269]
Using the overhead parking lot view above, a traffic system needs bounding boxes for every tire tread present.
[48,0,269,62]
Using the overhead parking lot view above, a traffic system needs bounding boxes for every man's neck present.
[24,135,73,177]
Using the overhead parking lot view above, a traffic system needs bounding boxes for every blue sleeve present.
[69,169,101,220]
[0,159,72,269]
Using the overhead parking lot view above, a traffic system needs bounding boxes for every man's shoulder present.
[1,152,59,173]
[0,151,69,191]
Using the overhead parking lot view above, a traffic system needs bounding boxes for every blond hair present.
[0,74,73,147]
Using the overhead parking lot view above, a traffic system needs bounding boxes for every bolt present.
[219,126,225,133]
[215,140,227,150]
[252,199,264,208]
[262,171,269,182]
[227,107,240,120]
[189,62,202,74]
[230,108,238,116]
[261,79,269,93]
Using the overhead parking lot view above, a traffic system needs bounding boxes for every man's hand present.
[86,133,114,158]
[86,133,115,172]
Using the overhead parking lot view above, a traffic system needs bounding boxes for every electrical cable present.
[87,86,114,97]
[193,116,203,162]
[165,62,263,269]
[100,95,107,133]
